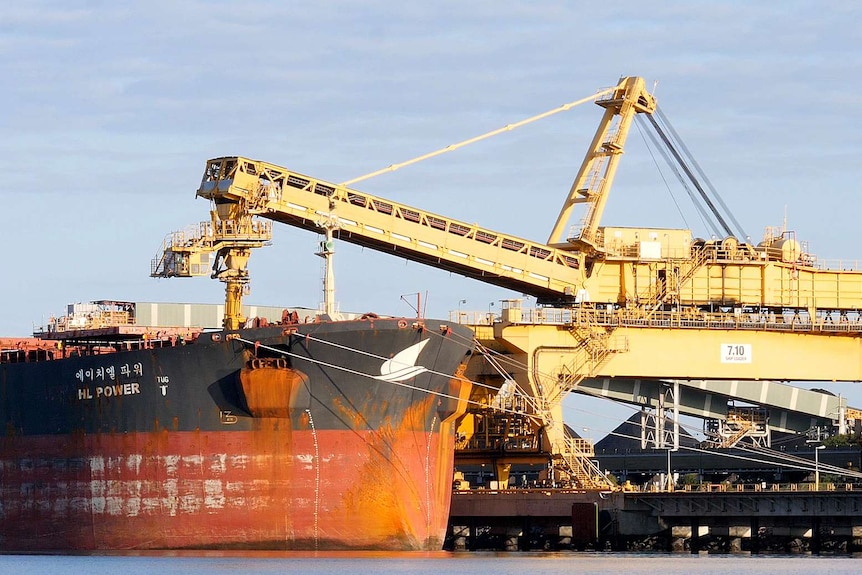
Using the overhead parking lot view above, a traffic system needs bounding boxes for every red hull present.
[0,423,457,550]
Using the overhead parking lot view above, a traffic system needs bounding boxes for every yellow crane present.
[154,76,862,487]
[150,198,272,329]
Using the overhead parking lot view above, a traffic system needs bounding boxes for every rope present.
[236,335,548,421]
[286,328,510,396]
[472,341,862,473]
[236,332,862,480]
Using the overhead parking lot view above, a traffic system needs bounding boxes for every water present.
[0,552,859,575]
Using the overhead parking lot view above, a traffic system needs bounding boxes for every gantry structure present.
[152,77,862,488]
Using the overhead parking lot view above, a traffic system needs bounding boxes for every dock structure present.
[447,484,862,554]
[630,486,862,554]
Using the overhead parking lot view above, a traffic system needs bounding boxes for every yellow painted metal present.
[340,86,617,187]
[547,76,657,250]
[223,278,246,330]
[497,319,862,381]
[172,76,862,487]
[194,160,862,321]
[583,244,862,313]
[196,156,587,300]
[151,213,272,329]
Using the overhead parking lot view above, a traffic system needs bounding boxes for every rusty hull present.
[0,319,475,550]
[0,426,457,550]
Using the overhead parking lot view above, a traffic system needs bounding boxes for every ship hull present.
[0,317,473,551]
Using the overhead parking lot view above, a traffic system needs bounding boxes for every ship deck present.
[36,325,201,342]
[2,326,205,364]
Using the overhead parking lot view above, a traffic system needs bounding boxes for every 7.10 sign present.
[721,343,752,363]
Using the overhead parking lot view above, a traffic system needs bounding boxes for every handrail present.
[496,306,862,334]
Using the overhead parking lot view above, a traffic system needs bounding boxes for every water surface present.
[2,552,860,575]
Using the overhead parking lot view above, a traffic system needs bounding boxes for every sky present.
[3,1,862,438]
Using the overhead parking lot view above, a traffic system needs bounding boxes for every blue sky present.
[3,1,861,436]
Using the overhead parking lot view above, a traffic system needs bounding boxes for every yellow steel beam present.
[547,76,657,249]
[498,321,862,381]
[196,155,862,317]
[196,156,587,301]
[341,86,617,187]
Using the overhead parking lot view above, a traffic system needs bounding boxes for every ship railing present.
[42,311,136,333]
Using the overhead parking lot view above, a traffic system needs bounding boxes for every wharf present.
[446,484,862,554]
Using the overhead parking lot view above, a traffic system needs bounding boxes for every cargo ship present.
[0,301,475,551]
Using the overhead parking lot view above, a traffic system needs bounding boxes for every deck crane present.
[150,197,272,329]
[154,76,862,487]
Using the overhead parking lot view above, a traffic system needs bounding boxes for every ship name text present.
[75,362,144,383]
[74,362,145,401]
[77,382,141,400]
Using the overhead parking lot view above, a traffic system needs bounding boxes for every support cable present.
[633,116,692,231]
[238,332,862,480]
[636,115,720,237]
[646,112,736,238]
[340,87,617,186]
[655,107,748,240]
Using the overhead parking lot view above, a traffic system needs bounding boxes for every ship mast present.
[316,201,340,319]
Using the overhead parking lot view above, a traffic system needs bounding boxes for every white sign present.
[721,343,752,363]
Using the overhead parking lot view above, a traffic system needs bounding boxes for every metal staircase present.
[552,437,612,489]
[556,306,626,394]
[638,245,710,315]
